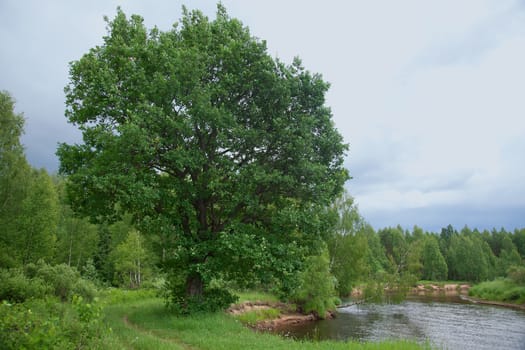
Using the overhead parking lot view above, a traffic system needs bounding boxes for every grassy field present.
[101,291,429,350]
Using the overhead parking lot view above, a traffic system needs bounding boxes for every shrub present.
[165,285,238,315]
[0,268,50,302]
[507,265,525,284]
[291,248,338,318]
[27,261,98,302]
[0,296,106,349]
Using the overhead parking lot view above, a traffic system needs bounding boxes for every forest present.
[1,5,524,349]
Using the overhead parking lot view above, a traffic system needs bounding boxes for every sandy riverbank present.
[227,301,331,331]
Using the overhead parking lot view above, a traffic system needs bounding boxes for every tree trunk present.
[137,258,141,288]
[186,273,204,298]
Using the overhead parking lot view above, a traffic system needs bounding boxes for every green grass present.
[235,307,280,325]
[236,290,280,303]
[469,279,525,304]
[101,292,430,350]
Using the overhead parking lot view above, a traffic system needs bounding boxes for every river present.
[275,296,525,350]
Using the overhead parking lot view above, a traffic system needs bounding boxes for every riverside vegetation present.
[1,4,524,349]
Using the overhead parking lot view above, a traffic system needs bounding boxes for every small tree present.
[292,247,337,318]
[112,229,150,288]
[18,169,59,265]
[0,91,31,267]
[421,235,448,281]
[326,191,368,296]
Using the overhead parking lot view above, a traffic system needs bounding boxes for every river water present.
[276,296,525,350]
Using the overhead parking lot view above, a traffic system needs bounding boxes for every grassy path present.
[102,296,429,350]
[121,314,196,350]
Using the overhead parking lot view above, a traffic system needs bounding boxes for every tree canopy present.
[57,5,348,311]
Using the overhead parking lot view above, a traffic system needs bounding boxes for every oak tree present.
[57,6,348,311]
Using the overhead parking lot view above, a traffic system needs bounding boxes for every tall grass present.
[102,293,429,350]
[236,290,280,303]
[469,279,525,304]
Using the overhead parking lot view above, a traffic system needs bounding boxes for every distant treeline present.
[325,192,524,297]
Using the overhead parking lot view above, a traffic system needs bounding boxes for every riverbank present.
[227,300,323,331]
[350,282,471,299]
[459,294,525,311]
[103,293,427,349]
[411,283,470,296]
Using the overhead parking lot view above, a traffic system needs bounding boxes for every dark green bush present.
[290,249,338,318]
[507,265,525,284]
[0,268,50,302]
[0,262,97,303]
[0,296,106,349]
[27,261,97,302]
[29,262,97,301]
[166,286,238,315]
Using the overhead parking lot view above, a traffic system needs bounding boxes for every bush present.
[165,286,238,315]
[0,296,106,349]
[291,248,338,318]
[0,262,97,304]
[27,261,98,302]
[0,268,50,302]
[507,265,525,284]
[29,262,96,301]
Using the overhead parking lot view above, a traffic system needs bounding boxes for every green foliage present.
[512,228,525,259]
[82,257,100,284]
[164,274,238,314]
[363,224,389,274]
[111,229,153,288]
[0,262,97,303]
[58,5,348,312]
[237,290,280,303]
[496,235,522,276]
[446,234,492,282]
[291,247,337,318]
[0,92,61,268]
[326,192,369,296]
[507,265,525,284]
[363,271,387,303]
[379,226,409,273]
[54,178,99,269]
[421,235,448,281]
[17,169,59,265]
[0,296,106,349]
[26,261,97,302]
[0,92,31,268]
[0,268,50,302]
[363,270,417,304]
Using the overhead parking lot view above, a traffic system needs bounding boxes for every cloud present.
[413,0,525,67]
[0,0,523,231]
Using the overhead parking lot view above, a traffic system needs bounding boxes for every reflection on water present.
[276,296,525,350]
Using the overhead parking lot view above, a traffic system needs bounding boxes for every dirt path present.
[122,315,198,350]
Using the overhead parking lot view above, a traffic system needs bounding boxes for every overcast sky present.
[1,0,524,233]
